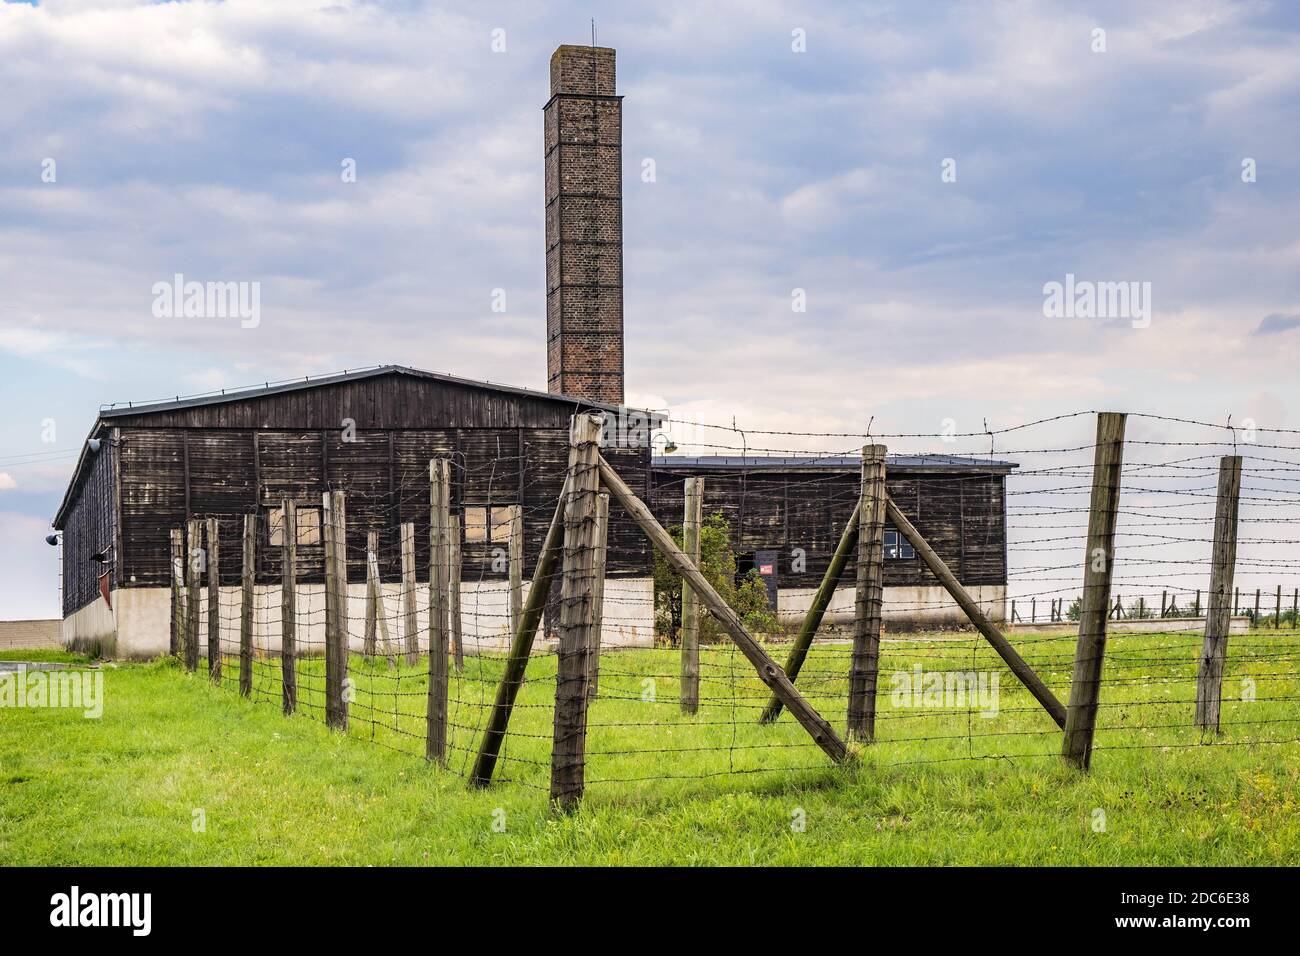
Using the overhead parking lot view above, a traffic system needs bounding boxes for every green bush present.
[653,511,778,643]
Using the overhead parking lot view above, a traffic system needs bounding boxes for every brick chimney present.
[544,44,624,406]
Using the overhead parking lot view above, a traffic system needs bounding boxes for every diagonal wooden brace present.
[469,479,568,787]
[598,455,849,764]
[885,495,1067,729]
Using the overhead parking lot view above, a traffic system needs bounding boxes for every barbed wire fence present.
[166,409,1300,807]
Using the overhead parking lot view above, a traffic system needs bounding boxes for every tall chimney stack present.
[544,44,624,406]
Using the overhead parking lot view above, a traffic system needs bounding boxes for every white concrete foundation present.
[1007,616,1251,636]
[62,577,656,660]
[776,584,1007,631]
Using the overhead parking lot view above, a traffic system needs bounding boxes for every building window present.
[463,504,520,544]
[883,528,914,560]
[267,506,322,546]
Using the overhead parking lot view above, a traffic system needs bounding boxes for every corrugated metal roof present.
[651,454,1018,472]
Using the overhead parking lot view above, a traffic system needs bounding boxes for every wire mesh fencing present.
[167,409,1300,803]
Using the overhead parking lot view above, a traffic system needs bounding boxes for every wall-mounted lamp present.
[652,433,678,454]
[45,532,61,547]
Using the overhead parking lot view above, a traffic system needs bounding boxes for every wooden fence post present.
[680,476,703,715]
[508,510,524,644]
[336,492,350,722]
[1275,585,1282,629]
[240,513,255,698]
[400,522,417,666]
[426,459,451,765]
[185,518,202,672]
[322,491,348,730]
[206,517,221,683]
[550,414,603,811]
[848,444,886,742]
[1061,412,1127,770]
[364,530,379,659]
[449,513,463,671]
[759,501,860,724]
[366,540,394,660]
[281,499,297,715]
[1253,588,1261,626]
[169,528,185,658]
[1195,456,1242,732]
[587,491,610,700]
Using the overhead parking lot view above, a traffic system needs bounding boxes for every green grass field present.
[2,629,1298,865]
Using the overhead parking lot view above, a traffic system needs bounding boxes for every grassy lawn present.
[2,629,1298,865]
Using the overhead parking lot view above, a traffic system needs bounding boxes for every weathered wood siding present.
[48,373,653,605]
[60,440,118,616]
[114,426,651,589]
[649,469,1008,589]
[55,373,657,615]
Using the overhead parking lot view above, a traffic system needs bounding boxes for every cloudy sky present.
[2,0,1299,619]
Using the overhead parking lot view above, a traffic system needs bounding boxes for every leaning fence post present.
[680,476,704,715]
[1195,456,1242,733]
[550,413,603,811]
[281,499,297,715]
[759,500,860,724]
[185,518,202,673]
[587,491,610,700]
[426,459,451,765]
[400,522,417,666]
[1061,412,1126,770]
[170,528,186,660]
[848,444,887,742]
[205,518,221,683]
[469,480,569,787]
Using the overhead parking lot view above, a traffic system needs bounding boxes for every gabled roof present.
[55,365,664,528]
[96,364,647,419]
[651,454,1018,475]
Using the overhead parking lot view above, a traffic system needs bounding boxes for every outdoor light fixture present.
[87,438,102,453]
[45,532,60,546]
[652,433,678,454]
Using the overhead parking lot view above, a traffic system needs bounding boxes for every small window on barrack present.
[463,505,520,544]
[883,528,915,560]
[267,506,322,546]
